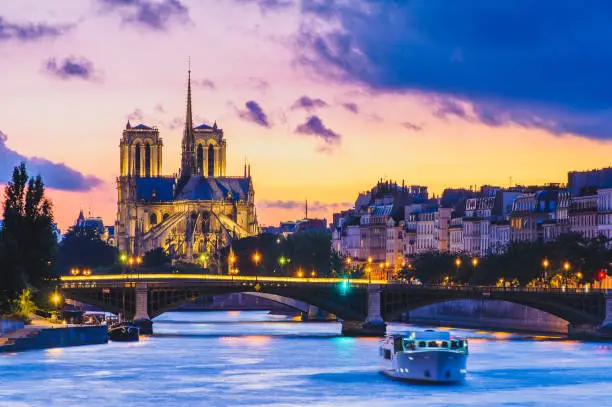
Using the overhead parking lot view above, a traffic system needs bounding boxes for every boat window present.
[418,341,426,348]
[384,349,392,360]
[404,340,416,351]
[428,341,439,348]
[394,337,403,352]
[450,341,458,349]
[441,341,449,348]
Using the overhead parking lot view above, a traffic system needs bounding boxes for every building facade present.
[116,70,258,262]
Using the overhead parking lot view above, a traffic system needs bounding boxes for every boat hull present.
[108,324,139,342]
[382,351,467,383]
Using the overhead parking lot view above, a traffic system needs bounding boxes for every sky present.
[2,0,612,232]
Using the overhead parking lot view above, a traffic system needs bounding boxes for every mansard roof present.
[175,176,250,201]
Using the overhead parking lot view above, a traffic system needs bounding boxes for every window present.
[149,213,158,225]
[144,143,151,176]
[208,143,215,176]
[134,142,141,176]
[418,341,426,348]
[197,144,204,174]
[428,341,439,348]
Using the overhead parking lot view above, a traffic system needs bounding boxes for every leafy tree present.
[55,225,117,272]
[14,289,35,323]
[0,163,56,313]
[143,247,172,267]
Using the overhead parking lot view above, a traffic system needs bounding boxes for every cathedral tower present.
[119,122,163,177]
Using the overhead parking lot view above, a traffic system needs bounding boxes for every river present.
[2,311,612,406]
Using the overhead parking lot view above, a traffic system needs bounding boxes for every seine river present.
[2,311,612,406]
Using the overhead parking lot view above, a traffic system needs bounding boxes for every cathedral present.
[115,70,259,266]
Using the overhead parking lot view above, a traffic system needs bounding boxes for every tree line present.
[401,233,612,287]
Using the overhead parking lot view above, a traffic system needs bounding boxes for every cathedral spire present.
[181,65,196,176]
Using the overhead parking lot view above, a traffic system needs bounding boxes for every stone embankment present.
[1,317,108,353]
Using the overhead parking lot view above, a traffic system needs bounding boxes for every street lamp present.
[455,258,462,284]
[51,292,61,308]
[229,253,237,275]
[297,268,304,278]
[471,257,479,281]
[311,270,316,278]
[542,258,550,286]
[563,261,571,286]
[252,252,262,277]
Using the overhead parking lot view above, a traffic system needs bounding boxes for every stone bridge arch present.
[381,287,606,326]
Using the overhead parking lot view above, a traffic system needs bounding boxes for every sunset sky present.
[2,0,612,232]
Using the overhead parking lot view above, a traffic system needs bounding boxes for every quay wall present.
[403,299,569,334]
[1,325,108,353]
[1,320,24,335]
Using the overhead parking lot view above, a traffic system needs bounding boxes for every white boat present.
[379,330,468,383]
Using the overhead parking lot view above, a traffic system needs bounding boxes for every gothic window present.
[149,213,158,226]
[208,143,215,177]
[134,142,141,176]
[145,143,151,177]
[197,144,204,174]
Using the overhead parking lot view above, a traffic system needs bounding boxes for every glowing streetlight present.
[455,258,462,267]
[252,252,261,266]
[119,253,128,263]
[311,270,316,277]
[367,256,373,265]
[345,257,352,265]
[472,258,479,267]
[297,268,304,278]
[51,292,61,307]
[542,258,550,285]
[563,261,570,271]
[128,257,134,266]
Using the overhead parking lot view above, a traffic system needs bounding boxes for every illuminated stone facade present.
[116,70,258,265]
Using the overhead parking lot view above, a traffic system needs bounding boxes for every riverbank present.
[0,319,108,353]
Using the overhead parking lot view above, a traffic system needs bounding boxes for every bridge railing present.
[386,282,608,294]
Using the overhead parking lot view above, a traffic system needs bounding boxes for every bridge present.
[58,274,612,338]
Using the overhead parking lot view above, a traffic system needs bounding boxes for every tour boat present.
[108,321,140,342]
[379,330,468,383]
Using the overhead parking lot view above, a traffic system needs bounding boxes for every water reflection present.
[0,311,611,407]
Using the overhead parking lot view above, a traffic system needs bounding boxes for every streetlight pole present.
[455,258,462,285]
[563,261,571,288]
[471,257,479,284]
[542,258,550,287]
[367,256,373,283]
[252,251,261,280]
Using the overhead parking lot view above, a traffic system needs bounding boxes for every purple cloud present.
[197,79,216,89]
[433,98,470,121]
[295,116,341,145]
[98,0,190,31]
[342,102,359,114]
[0,130,102,191]
[298,0,612,140]
[0,16,71,42]
[44,56,99,81]
[238,101,271,128]
[235,0,294,13]
[402,122,423,132]
[291,95,328,111]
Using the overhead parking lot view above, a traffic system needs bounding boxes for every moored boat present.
[380,330,468,383]
[108,322,139,342]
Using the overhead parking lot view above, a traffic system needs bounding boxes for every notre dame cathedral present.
[115,70,259,266]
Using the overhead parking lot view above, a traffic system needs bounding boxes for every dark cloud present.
[402,122,423,132]
[295,115,341,146]
[259,199,350,211]
[291,95,328,111]
[0,130,102,192]
[342,102,359,114]
[238,101,272,128]
[0,16,70,42]
[98,0,190,31]
[235,0,294,13]
[127,108,144,122]
[44,56,98,81]
[298,0,612,140]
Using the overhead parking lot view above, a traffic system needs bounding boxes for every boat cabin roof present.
[387,330,453,341]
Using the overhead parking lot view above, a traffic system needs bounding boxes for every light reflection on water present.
[1,311,612,406]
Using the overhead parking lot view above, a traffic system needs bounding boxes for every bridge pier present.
[341,285,386,337]
[132,283,153,335]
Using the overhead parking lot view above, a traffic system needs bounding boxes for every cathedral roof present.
[135,177,176,201]
[194,123,213,130]
[133,124,154,130]
[175,176,250,201]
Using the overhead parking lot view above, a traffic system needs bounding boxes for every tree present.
[55,225,117,272]
[143,247,172,267]
[0,163,57,312]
